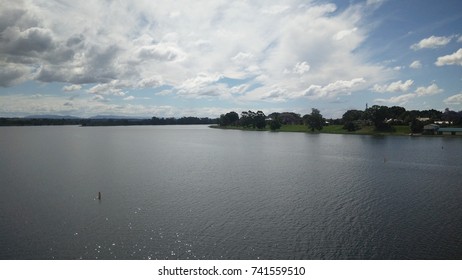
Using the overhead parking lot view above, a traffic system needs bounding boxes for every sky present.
[1,0,461,118]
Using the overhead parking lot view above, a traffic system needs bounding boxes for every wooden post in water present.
[98,192,101,200]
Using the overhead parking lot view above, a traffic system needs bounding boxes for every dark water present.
[0,125,461,260]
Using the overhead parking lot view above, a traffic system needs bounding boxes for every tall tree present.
[219,111,239,126]
[254,111,267,129]
[365,105,391,131]
[305,108,324,132]
[342,109,364,123]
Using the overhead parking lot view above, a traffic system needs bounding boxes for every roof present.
[423,124,439,130]
[438,128,462,132]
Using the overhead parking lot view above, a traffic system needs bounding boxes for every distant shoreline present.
[210,124,462,137]
[0,116,218,126]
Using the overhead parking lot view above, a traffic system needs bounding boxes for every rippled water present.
[0,125,461,259]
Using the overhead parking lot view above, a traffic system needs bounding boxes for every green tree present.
[254,111,267,129]
[219,111,239,126]
[365,105,392,131]
[389,106,406,120]
[240,110,266,129]
[305,108,324,132]
[410,118,424,133]
[269,119,282,131]
[343,121,360,131]
[342,109,364,123]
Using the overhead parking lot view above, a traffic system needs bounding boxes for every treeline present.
[0,118,82,126]
[218,106,462,133]
[82,116,218,126]
[0,116,218,126]
[340,106,462,133]
[219,108,325,131]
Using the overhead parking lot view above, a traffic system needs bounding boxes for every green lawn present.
[212,124,462,137]
[278,124,411,135]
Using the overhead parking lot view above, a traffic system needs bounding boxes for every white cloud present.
[0,93,227,118]
[409,60,422,69]
[374,83,442,104]
[230,84,249,94]
[137,77,163,88]
[303,78,366,99]
[444,93,462,105]
[137,43,186,62]
[411,35,453,50]
[292,61,311,75]
[372,80,414,93]
[415,83,443,96]
[123,96,135,101]
[333,28,358,41]
[262,5,290,15]
[375,93,415,105]
[62,84,82,92]
[87,81,127,96]
[366,0,386,6]
[435,48,462,66]
[175,72,229,98]
[231,52,254,63]
[0,0,393,115]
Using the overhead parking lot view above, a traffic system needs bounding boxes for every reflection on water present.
[0,126,461,259]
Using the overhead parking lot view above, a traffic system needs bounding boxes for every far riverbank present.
[211,124,462,137]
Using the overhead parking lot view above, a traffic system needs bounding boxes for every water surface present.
[0,126,461,259]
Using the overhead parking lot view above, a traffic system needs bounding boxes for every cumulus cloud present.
[0,26,55,56]
[366,0,386,6]
[290,61,311,75]
[375,93,415,105]
[138,43,186,62]
[333,28,358,41]
[411,35,453,50]
[0,61,31,87]
[262,5,290,15]
[62,84,82,92]
[175,73,229,98]
[372,80,414,93]
[87,81,127,96]
[303,78,366,99]
[374,83,442,104]
[444,93,462,105]
[415,83,443,96]
[137,77,163,88]
[435,48,462,66]
[0,0,391,113]
[409,60,422,69]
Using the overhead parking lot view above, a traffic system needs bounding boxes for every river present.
[0,125,461,259]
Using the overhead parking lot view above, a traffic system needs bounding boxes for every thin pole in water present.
[98,192,101,200]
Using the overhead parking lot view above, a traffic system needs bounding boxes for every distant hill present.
[24,115,81,119]
[89,115,146,119]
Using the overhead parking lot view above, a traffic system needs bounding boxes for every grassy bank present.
[285,124,413,135]
[212,124,413,136]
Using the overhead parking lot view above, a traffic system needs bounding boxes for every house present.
[437,127,462,135]
[417,117,430,122]
[423,124,462,135]
[423,124,439,135]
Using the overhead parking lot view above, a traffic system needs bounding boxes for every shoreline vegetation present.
[0,116,218,126]
[211,123,431,137]
[215,106,462,137]
[1,105,461,137]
